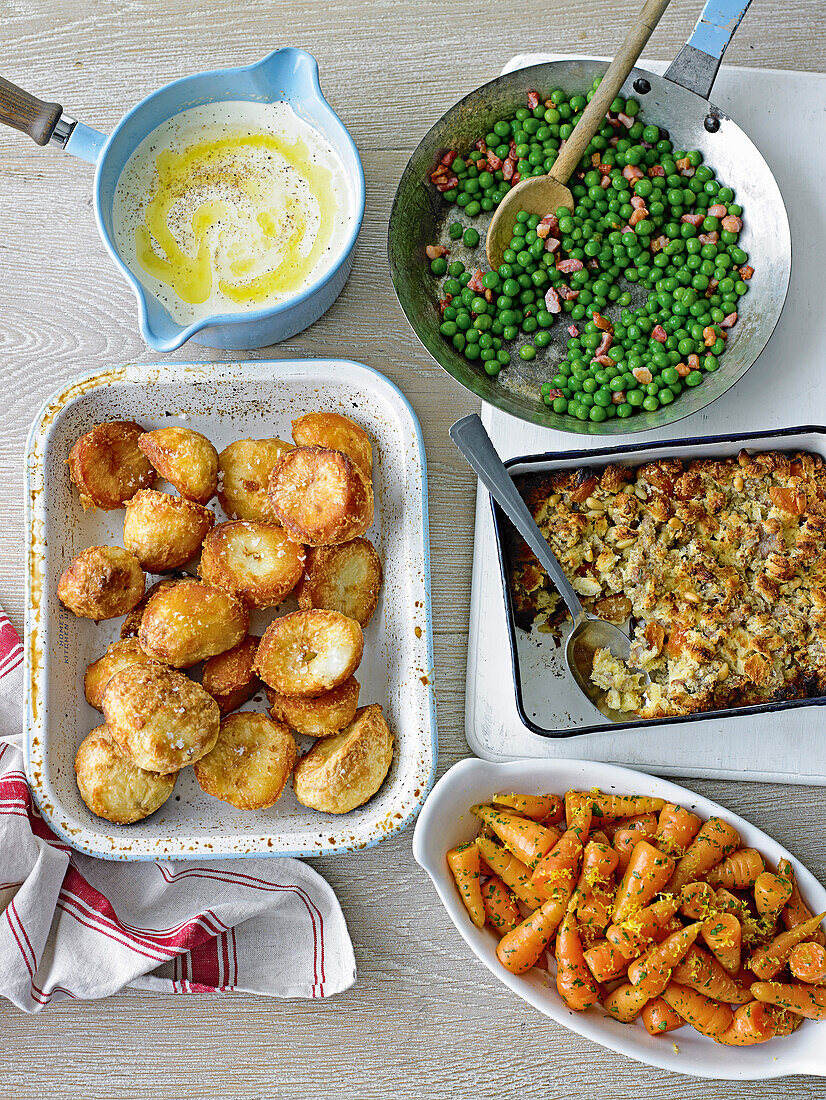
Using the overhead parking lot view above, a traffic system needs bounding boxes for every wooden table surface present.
[1,1,824,1096]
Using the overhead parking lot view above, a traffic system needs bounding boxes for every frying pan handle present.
[0,75,76,147]
[664,0,752,100]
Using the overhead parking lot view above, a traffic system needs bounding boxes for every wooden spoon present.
[486,0,673,268]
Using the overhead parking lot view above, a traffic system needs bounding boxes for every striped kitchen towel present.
[0,609,355,1012]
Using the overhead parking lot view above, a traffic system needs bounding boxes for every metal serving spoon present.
[450,413,648,722]
[485,0,672,269]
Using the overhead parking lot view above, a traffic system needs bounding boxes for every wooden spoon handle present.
[551,0,672,186]
[0,75,62,146]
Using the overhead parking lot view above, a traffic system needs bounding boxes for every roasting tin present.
[25,359,437,860]
[491,425,826,739]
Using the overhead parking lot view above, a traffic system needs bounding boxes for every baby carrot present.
[778,857,826,946]
[789,941,826,984]
[702,912,742,974]
[706,848,765,890]
[751,981,826,1021]
[531,806,592,903]
[668,817,741,892]
[555,906,600,1011]
[655,803,702,858]
[670,943,752,1003]
[680,881,717,920]
[754,871,793,922]
[471,805,560,869]
[661,981,734,1038]
[613,815,659,871]
[493,792,564,824]
[607,897,680,957]
[603,981,651,1023]
[496,896,566,974]
[569,792,665,823]
[748,912,826,980]
[476,837,546,911]
[446,842,485,927]
[574,840,619,933]
[612,841,676,924]
[481,875,522,938]
[627,922,703,999]
[583,938,630,983]
[641,996,684,1036]
[716,1001,774,1046]
[766,1004,803,1037]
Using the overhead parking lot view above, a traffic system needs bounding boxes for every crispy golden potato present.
[291,412,372,477]
[268,447,373,546]
[138,579,248,668]
[194,712,297,810]
[57,546,145,622]
[68,420,157,510]
[120,575,191,638]
[102,663,220,772]
[75,725,177,824]
[138,427,218,505]
[292,704,394,814]
[267,676,359,737]
[255,609,363,697]
[123,488,214,572]
[84,637,159,711]
[217,438,292,522]
[201,635,261,715]
[296,538,382,626]
[199,521,305,609]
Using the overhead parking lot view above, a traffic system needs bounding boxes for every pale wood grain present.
[0,0,824,1096]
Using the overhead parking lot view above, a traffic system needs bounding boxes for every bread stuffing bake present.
[507,449,826,719]
[59,411,393,824]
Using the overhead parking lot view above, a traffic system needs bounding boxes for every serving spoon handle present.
[450,414,584,620]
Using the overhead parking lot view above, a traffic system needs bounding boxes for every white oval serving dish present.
[413,757,826,1079]
[25,359,436,860]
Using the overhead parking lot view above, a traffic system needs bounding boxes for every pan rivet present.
[633,78,650,94]
[704,115,721,133]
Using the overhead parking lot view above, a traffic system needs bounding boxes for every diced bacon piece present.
[708,204,727,217]
[544,237,561,253]
[623,164,644,182]
[468,269,485,293]
[438,295,452,314]
[474,138,487,153]
[509,139,517,156]
[556,258,583,274]
[511,172,521,185]
[597,162,612,175]
[630,195,647,210]
[440,151,458,167]
[611,391,626,405]
[721,312,738,328]
[544,287,562,314]
[618,112,634,128]
[487,151,503,170]
[632,367,653,384]
[703,326,717,347]
[426,244,448,259]
[621,225,635,234]
[705,278,718,297]
[698,231,719,245]
[591,152,602,167]
[593,354,616,367]
[502,158,515,180]
[651,235,668,254]
[651,324,667,343]
[527,90,540,109]
[739,265,754,280]
[547,388,564,400]
[681,213,704,227]
[536,222,551,239]
[675,362,691,378]
[629,207,648,227]
[606,114,622,128]
[609,136,619,147]
[586,258,600,272]
[435,176,458,192]
[476,158,486,169]
[568,325,580,337]
[648,165,666,177]
[557,284,579,301]
[600,176,611,189]
[722,215,743,233]
[687,354,700,370]
[484,288,494,303]
[676,156,692,171]
[540,214,560,235]
[594,332,613,357]
[593,314,613,333]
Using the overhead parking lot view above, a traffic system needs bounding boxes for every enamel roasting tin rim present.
[490,425,826,739]
[25,359,437,860]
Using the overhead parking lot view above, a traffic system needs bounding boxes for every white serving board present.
[25,359,437,859]
[466,57,826,782]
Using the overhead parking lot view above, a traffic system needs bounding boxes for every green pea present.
[448,222,463,240]
[518,344,536,361]
[463,228,480,247]
[447,260,464,277]
[430,257,448,275]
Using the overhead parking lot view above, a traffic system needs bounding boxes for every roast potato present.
[268,447,373,546]
[75,725,177,824]
[255,609,363,697]
[194,712,297,810]
[199,521,304,609]
[292,704,394,814]
[68,420,157,510]
[102,663,220,772]
[120,575,191,639]
[296,538,382,626]
[201,635,261,715]
[84,637,159,711]
[137,426,218,504]
[267,676,359,738]
[123,488,214,572]
[217,438,292,522]
[291,412,372,477]
[57,545,145,621]
[138,579,248,668]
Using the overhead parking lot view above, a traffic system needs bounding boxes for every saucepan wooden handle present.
[0,75,63,146]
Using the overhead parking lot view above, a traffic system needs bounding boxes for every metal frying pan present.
[388,0,791,435]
